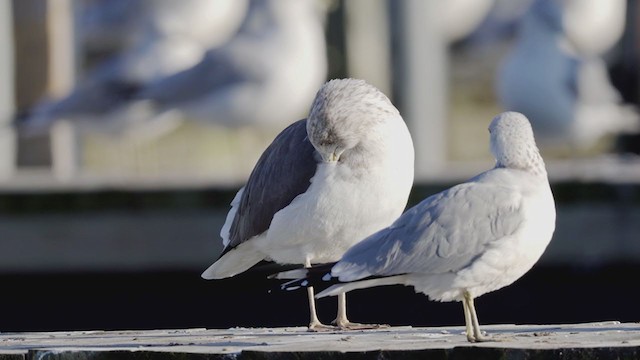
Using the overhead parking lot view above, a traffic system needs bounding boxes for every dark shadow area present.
[1,263,638,332]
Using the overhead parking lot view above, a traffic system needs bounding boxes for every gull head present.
[306,78,399,163]
[489,112,546,175]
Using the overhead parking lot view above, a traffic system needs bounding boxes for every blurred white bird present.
[135,0,328,129]
[23,0,249,133]
[102,0,250,84]
[497,0,638,151]
[444,0,496,43]
[562,0,627,57]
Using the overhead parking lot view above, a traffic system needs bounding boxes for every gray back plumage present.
[334,171,526,279]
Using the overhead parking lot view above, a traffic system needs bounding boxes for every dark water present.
[0,263,637,332]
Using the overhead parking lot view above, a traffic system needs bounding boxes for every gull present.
[22,0,249,133]
[276,112,555,342]
[497,0,638,152]
[561,0,627,58]
[444,0,496,43]
[202,79,415,330]
[79,0,248,59]
[136,0,328,128]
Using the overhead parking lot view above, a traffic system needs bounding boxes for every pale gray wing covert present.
[337,182,525,278]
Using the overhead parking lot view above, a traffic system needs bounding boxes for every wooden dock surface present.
[1,321,640,359]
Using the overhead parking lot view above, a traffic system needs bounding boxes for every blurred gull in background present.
[444,0,496,43]
[23,0,249,133]
[561,0,627,58]
[135,0,328,132]
[78,0,247,58]
[497,0,638,152]
[78,0,144,54]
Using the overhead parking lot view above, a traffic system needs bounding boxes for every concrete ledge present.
[2,322,639,359]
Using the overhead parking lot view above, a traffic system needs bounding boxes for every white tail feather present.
[270,268,309,280]
[220,187,244,248]
[201,241,265,279]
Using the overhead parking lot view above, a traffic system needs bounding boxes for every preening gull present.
[497,0,638,151]
[276,112,555,342]
[137,0,328,128]
[202,78,415,330]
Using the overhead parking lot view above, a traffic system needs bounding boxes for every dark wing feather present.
[222,119,318,255]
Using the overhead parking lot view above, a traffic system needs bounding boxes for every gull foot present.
[333,320,390,331]
[466,332,494,343]
[308,322,338,332]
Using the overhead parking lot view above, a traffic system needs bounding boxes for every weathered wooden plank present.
[1,322,640,359]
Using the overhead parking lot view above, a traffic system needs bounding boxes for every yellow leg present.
[334,292,349,327]
[307,286,329,329]
[463,291,488,342]
[462,294,474,342]
[305,258,332,331]
[332,291,388,330]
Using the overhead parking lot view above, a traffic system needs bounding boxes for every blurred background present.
[1,0,640,332]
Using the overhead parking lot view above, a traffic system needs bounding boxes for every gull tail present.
[272,261,408,298]
[270,262,337,291]
[201,241,266,279]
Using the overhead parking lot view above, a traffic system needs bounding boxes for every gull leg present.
[332,292,389,330]
[464,291,489,342]
[307,286,332,330]
[334,291,349,328]
[305,259,333,331]
[462,294,474,342]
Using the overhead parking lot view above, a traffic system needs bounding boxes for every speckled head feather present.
[306,78,400,160]
[490,112,546,175]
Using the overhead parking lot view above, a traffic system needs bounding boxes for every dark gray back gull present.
[223,119,318,255]
[202,78,415,330]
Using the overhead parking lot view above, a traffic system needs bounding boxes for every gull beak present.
[320,147,342,163]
